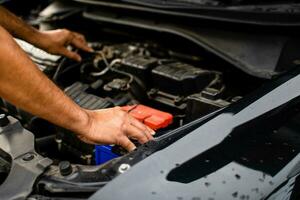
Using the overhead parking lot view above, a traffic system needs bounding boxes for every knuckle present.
[139,123,147,130]
[139,136,148,143]
[63,28,69,32]
[114,107,124,115]
[114,106,122,111]
[119,137,129,146]
[77,33,85,40]
[121,122,127,132]
[116,137,123,146]
[119,110,128,118]
[61,29,70,35]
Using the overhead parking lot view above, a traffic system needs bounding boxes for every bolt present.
[23,153,35,161]
[55,138,62,151]
[85,154,92,165]
[118,163,131,173]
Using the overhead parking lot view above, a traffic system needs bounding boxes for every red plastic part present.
[122,105,173,130]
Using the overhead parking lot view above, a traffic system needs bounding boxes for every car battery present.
[151,62,216,95]
[95,104,173,165]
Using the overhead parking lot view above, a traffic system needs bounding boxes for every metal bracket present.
[0,116,52,200]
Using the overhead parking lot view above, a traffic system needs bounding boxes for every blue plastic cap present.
[95,145,119,165]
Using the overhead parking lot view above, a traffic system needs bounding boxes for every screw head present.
[118,163,131,173]
[23,153,35,161]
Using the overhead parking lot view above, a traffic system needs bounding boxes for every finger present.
[126,124,149,144]
[118,137,136,152]
[146,126,156,136]
[73,32,86,43]
[60,47,82,62]
[129,117,154,140]
[71,33,93,52]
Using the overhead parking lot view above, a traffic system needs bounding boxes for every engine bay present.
[0,37,260,166]
[0,1,269,198]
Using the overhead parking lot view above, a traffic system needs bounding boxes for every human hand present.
[34,29,93,62]
[77,107,155,152]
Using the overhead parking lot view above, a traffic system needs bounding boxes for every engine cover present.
[151,62,216,95]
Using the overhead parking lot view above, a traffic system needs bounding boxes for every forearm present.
[0,6,42,44]
[0,26,89,134]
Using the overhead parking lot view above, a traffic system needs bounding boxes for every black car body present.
[1,0,300,199]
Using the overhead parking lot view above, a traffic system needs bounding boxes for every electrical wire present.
[90,53,121,77]
[53,57,68,82]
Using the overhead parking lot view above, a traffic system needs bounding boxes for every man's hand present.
[0,7,92,61]
[34,29,93,62]
[77,107,155,152]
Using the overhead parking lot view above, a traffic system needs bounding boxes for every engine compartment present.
[0,37,263,166]
[0,2,269,198]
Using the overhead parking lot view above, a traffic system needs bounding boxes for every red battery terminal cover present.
[122,105,173,130]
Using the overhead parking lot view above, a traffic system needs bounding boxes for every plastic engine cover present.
[151,62,215,95]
